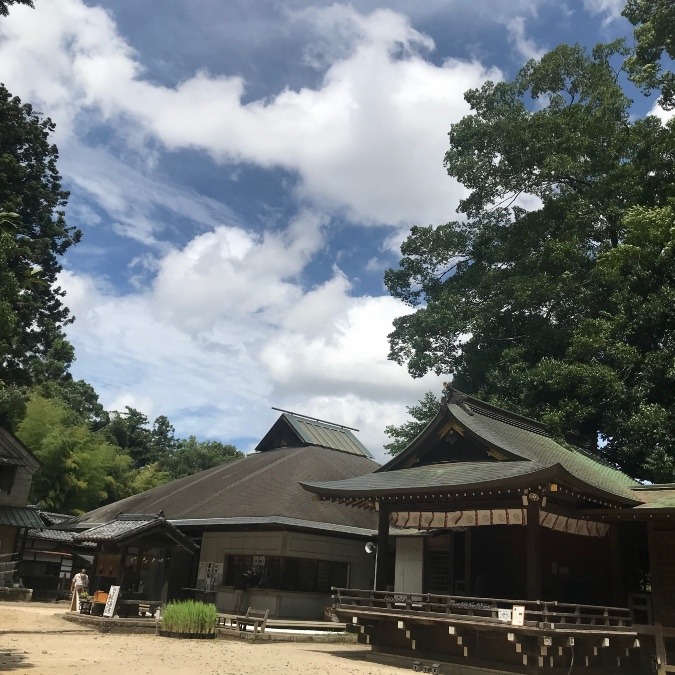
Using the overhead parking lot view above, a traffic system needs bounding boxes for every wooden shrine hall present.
[303,385,675,674]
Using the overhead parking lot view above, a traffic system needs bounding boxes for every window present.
[224,554,349,593]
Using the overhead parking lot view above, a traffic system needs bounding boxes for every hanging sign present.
[497,608,512,623]
[103,585,120,618]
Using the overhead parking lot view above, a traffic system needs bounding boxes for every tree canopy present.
[623,0,675,110]
[386,41,675,478]
[0,84,80,388]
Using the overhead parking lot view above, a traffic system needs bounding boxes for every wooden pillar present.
[526,497,541,601]
[609,523,625,606]
[376,504,389,591]
[647,519,667,675]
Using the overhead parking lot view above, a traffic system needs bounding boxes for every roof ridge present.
[443,386,551,436]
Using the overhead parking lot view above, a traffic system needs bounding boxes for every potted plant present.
[159,600,217,639]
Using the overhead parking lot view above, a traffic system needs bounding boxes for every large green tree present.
[623,0,675,110]
[386,42,675,480]
[0,85,81,388]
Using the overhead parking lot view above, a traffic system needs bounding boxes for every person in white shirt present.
[71,569,89,595]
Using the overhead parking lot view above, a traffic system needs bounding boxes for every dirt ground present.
[0,602,408,675]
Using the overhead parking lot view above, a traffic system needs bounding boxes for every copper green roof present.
[303,387,642,505]
[254,412,373,457]
[446,401,639,502]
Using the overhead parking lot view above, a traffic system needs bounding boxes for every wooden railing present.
[332,588,633,630]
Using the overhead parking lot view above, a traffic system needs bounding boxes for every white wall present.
[198,529,374,618]
[394,536,424,594]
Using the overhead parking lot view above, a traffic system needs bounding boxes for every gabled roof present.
[64,446,379,534]
[0,427,40,472]
[72,513,197,552]
[303,387,642,505]
[254,411,373,458]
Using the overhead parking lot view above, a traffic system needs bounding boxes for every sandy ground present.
[0,602,408,675]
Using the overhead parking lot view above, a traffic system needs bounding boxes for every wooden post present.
[376,504,389,591]
[526,497,541,601]
[647,519,667,675]
[609,524,625,606]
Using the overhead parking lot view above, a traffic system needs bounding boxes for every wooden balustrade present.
[331,587,634,630]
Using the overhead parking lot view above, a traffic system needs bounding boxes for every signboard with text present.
[103,585,120,618]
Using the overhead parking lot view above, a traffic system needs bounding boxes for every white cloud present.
[505,17,546,62]
[0,1,498,229]
[61,215,440,462]
[581,0,624,24]
[649,102,675,124]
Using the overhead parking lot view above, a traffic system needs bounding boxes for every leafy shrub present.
[161,600,217,634]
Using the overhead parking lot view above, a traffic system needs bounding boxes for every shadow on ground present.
[0,649,31,670]
[306,647,369,663]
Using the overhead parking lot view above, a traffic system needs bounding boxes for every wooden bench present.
[218,607,269,634]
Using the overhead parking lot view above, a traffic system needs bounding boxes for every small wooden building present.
[0,428,42,587]
[303,386,674,674]
[62,412,380,619]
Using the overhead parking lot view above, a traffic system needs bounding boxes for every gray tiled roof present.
[0,505,44,528]
[73,517,157,542]
[68,446,379,532]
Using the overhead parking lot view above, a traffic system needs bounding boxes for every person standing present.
[71,568,89,595]
[70,568,89,611]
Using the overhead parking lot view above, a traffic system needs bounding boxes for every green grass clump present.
[161,600,217,634]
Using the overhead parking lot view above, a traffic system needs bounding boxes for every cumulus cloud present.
[0,1,498,229]
[61,215,440,461]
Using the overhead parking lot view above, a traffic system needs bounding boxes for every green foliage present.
[129,463,172,494]
[39,379,109,430]
[161,600,217,634]
[104,407,152,468]
[160,436,243,480]
[384,391,440,455]
[0,85,81,387]
[624,0,675,109]
[16,394,132,513]
[386,42,675,480]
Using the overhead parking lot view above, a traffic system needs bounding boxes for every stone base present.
[0,587,33,602]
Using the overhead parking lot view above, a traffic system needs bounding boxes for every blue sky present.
[1,0,670,461]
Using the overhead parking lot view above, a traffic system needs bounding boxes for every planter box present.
[158,630,216,640]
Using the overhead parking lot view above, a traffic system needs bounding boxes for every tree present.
[0,0,33,17]
[104,407,152,468]
[386,42,675,480]
[384,391,440,455]
[623,0,675,109]
[0,85,81,387]
[16,394,132,513]
[161,436,243,480]
[39,378,109,430]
